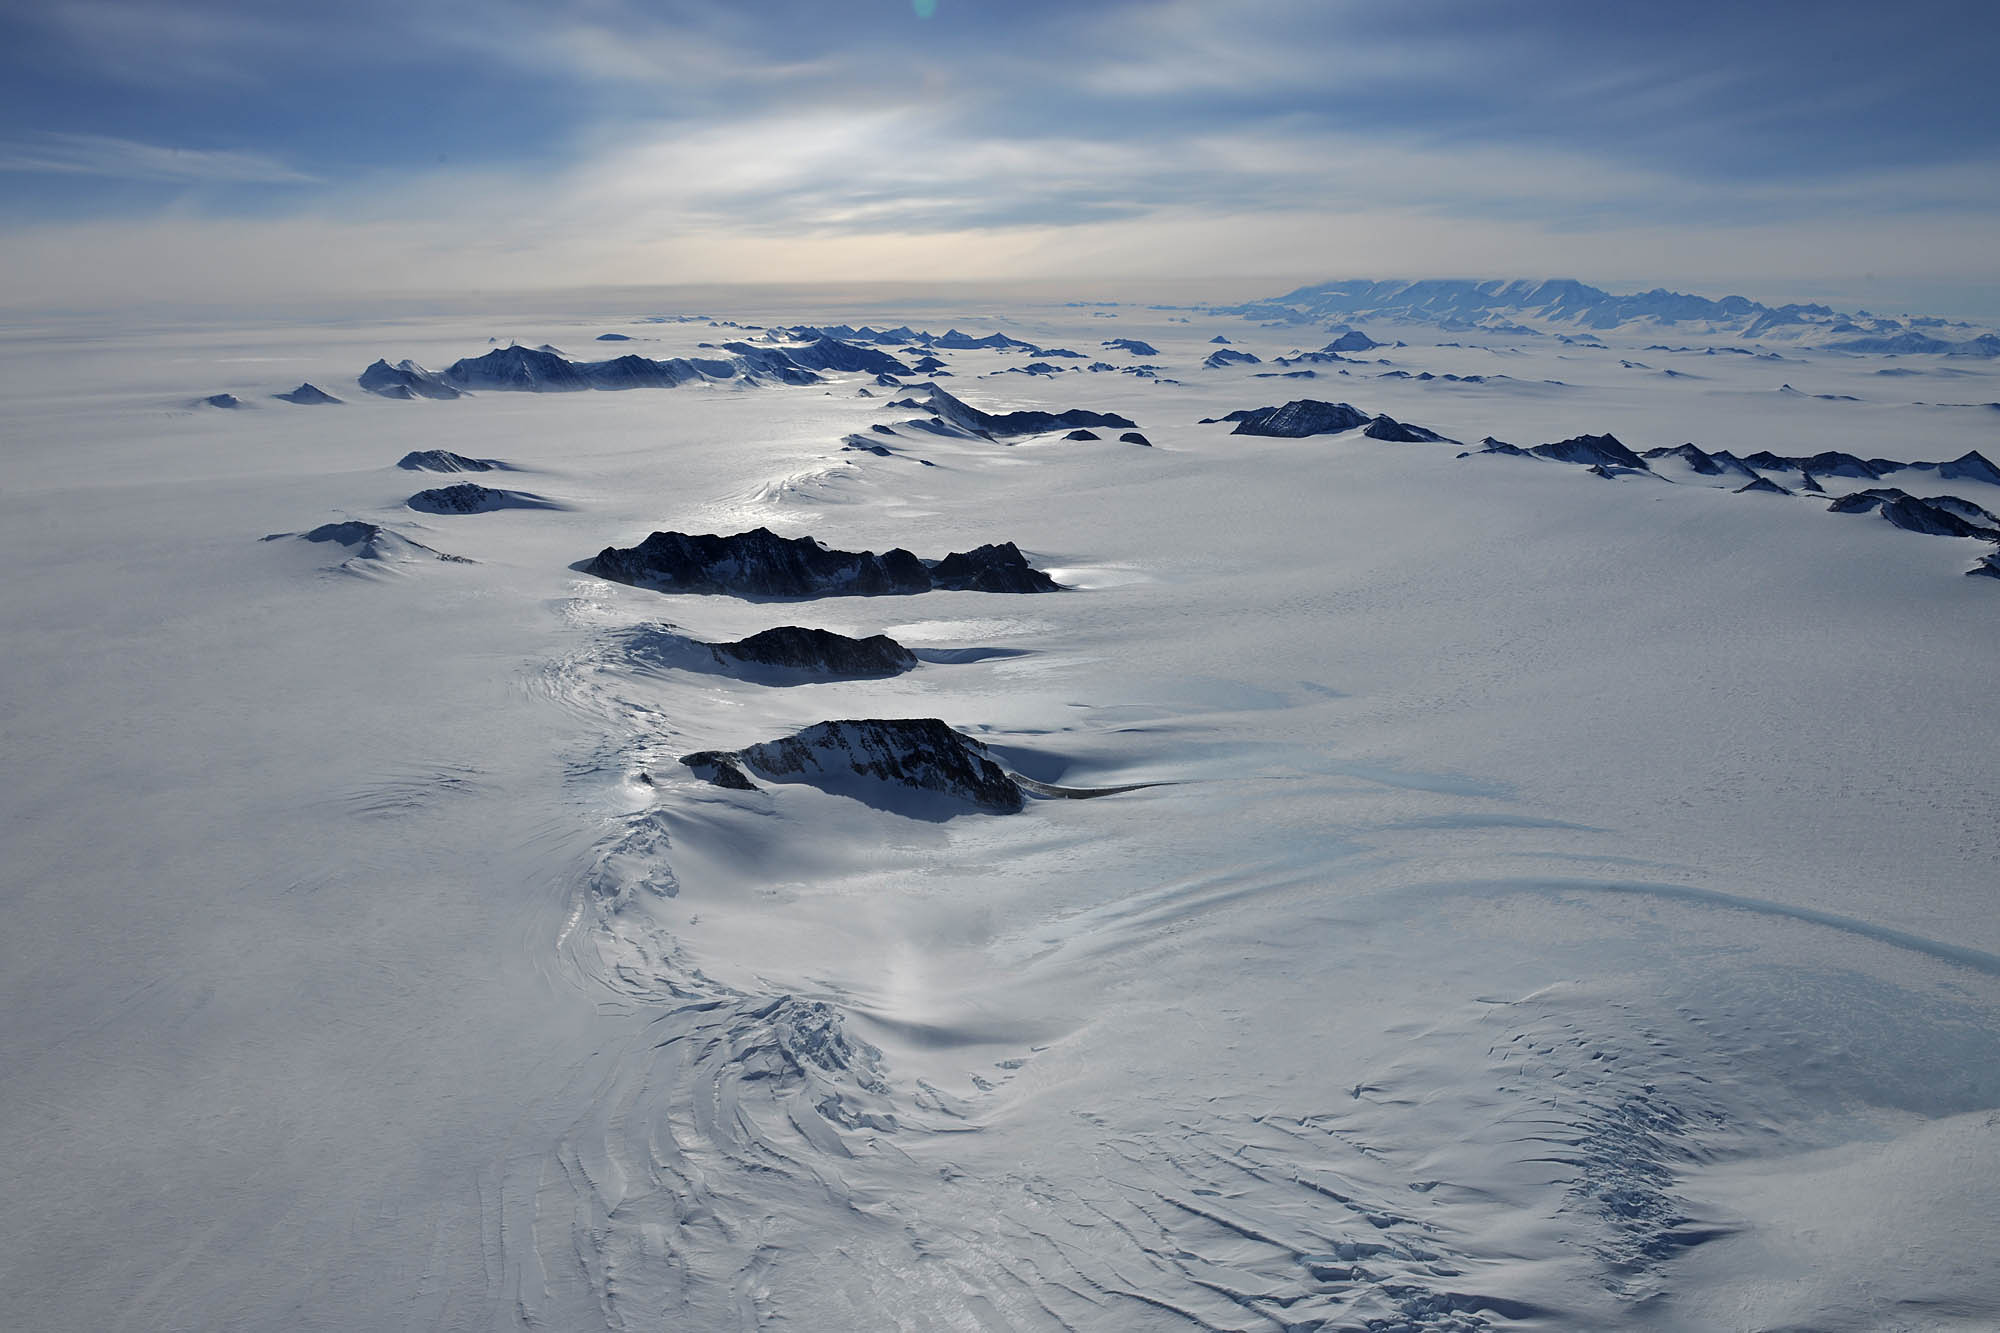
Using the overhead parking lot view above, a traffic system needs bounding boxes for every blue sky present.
[3,0,1997,308]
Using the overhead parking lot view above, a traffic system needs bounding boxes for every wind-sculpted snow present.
[582,525,1059,597]
[684,718,1027,815]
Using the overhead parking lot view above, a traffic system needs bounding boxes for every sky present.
[2,0,1998,312]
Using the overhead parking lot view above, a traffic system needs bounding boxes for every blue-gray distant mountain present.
[1220,278,1996,346]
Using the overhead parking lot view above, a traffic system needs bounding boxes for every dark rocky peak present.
[1735,476,1793,495]
[1362,415,1454,443]
[1828,489,2000,538]
[1119,431,1152,446]
[201,392,242,408]
[775,336,912,377]
[445,345,590,391]
[407,483,561,514]
[396,449,509,473]
[359,358,462,400]
[1063,429,1101,440]
[919,383,1134,437]
[711,626,917,678]
[928,542,1060,593]
[1102,338,1160,355]
[1529,433,1649,470]
[582,527,1060,599]
[1204,348,1261,368]
[1323,330,1381,352]
[1225,399,1372,437]
[1642,442,1724,474]
[274,382,341,405]
[683,718,1026,816]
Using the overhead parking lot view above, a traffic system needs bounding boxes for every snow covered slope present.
[2,292,1997,1332]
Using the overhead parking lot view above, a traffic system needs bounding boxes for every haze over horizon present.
[4,0,1998,313]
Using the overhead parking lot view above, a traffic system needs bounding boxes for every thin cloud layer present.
[1,0,1995,306]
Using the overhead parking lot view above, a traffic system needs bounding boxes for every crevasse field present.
[3,289,1997,1332]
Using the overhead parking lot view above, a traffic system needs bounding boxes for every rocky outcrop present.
[1119,432,1152,446]
[1736,476,1793,495]
[929,542,1059,592]
[274,382,341,405]
[1827,489,2000,539]
[1323,330,1382,352]
[918,383,1135,437]
[201,393,243,409]
[582,526,1059,598]
[397,449,506,473]
[711,626,918,677]
[1203,348,1261,368]
[1102,338,1160,356]
[682,718,1026,814]
[407,483,560,514]
[747,336,910,377]
[359,359,462,400]
[261,521,471,568]
[1529,433,1650,469]
[1222,399,1372,437]
[1361,414,1454,443]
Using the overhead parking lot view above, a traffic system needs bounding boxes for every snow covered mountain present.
[1222,276,2000,348]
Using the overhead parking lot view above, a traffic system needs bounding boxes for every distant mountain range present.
[1219,278,1999,353]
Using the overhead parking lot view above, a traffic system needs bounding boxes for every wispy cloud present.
[0,132,318,185]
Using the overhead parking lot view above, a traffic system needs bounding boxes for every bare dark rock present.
[360,358,462,400]
[1226,399,1372,437]
[685,718,1026,815]
[274,383,341,405]
[1119,432,1152,446]
[582,526,1058,598]
[712,626,917,677]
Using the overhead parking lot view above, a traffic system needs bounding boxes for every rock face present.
[1063,429,1101,441]
[1204,348,1261,368]
[929,542,1059,592]
[711,626,917,677]
[1529,433,1650,469]
[919,384,1135,437]
[742,336,910,377]
[274,383,341,405]
[202,393,242,409]
[360,359,462,400]
[1827,489,2000,538]
[1224,399,1372,437]
[1102,338,1160,355]
[582,526,1059,598]
[595,333,633,341]
[1362,415,1453,443]
[683,718,1026,815]
[407,483,559,514]
[397,449,503,473]
[1324,330,1383,352]
[1119,432,1152,447]
[1736,476,1793,495]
